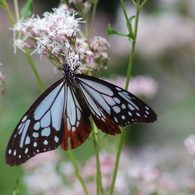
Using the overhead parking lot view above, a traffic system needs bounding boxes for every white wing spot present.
[13,150,17,156]
[115,87,122,91]
[25,148,28,154]
[114,117,118,123]
[121,104,126,109]
[43,140,49,145]
[136,113,141,117]
[67,119,71,131]
[54,136,59,143]
[41,127,51,137]
[33,142,37,147]
[76,121,80,127]
[121,115,125,120]
[128,111,132,116]
[113,106,120,113]
[21,115,27,122]
[34,122,40,130]
[32,132,39,138]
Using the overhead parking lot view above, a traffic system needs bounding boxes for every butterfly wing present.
[6,78,66,166]
[76,74,157,133]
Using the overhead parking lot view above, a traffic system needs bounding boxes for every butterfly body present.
[6,64,157,166]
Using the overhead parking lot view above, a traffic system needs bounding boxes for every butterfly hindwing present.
[60,84,92,150]
[6,79,66,166]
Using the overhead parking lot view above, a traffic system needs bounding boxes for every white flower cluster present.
[12,6,109,73]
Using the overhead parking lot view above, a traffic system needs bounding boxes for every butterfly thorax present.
[60,64,76,84]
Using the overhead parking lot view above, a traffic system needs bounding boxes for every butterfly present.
[5,64,157,166]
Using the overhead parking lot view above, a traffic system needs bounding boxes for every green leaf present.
[20,0,33,18]
[12,180,20,195]
[106,23,119,35]
[106,23,129,37]
[0,3,6,8]
[128,15,135,23]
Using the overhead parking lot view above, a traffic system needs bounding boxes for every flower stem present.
[109,1,142,194]
[87,0,99,38]
[2,0,45,92]
[13,0,20,22]
[24,48,45,92]
[109,127,125,195]
[125,0,140,89]
[1,0,16,24]
[92,123,103,195]
[67,150,89,195]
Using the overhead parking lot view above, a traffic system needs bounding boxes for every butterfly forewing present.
[77,82,121,135]
[6,79,66,166]
[76,74,157,127]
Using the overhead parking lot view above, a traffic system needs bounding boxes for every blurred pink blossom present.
[107,75,158,98]
[22,150,61,170]
[22,150,177,195]
[184,134,195,155]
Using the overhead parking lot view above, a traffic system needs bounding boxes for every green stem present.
[120,0,133,36]
[92,123,103,195]
[140,0,149,9]
[125,2,140,89]
[67,150,89,195]
[87,0,99,38]
[24,48,45,92]
[109,127,125,195]
[109,1,142,195]
[13,0,20,22]
[0,91,4,118]
[2,1,45,92]
[1,0,16,24]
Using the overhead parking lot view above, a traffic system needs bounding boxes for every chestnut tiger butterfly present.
[6,64,157,166]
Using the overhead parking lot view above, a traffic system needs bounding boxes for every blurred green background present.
[1,0,195,194]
